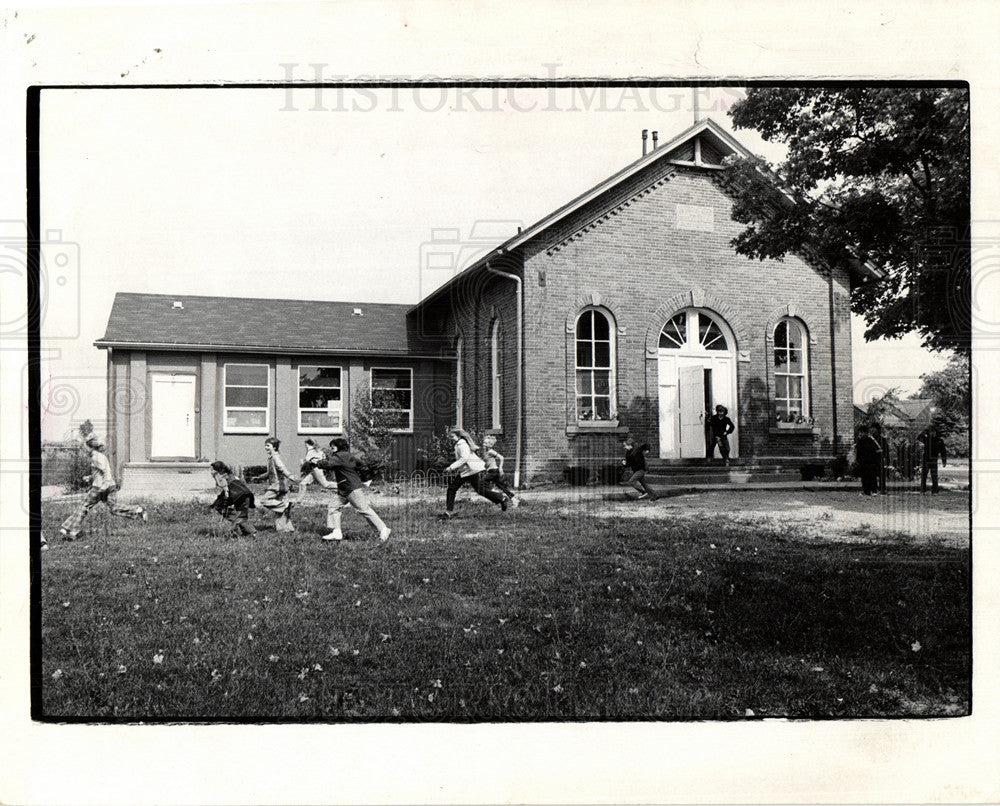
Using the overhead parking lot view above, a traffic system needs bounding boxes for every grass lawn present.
[39,489,970,720]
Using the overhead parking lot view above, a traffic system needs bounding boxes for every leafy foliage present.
[914,354,970,456]
[347,388,397,480]
[727,87,970,354]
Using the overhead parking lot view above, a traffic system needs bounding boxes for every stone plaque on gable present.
[676,203,715,232]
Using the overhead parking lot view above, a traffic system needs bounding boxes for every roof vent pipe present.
[641,129,648,156]
[652,131,659,150]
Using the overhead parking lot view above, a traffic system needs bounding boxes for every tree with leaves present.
[913,353,970,456]
[727,87,970,355]
[347,389,398,481]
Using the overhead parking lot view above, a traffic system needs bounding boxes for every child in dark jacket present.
[209,461,257,536]
[311,437,391,542]
[621,436,656,500]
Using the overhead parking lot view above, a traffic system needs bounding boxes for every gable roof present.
[96,293,446,357]
[412,117,881,312]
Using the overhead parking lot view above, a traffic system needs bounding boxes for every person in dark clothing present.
[209,461,256,537]
[707,404,736,466]
[871,424,892,494]
[621,436,656,500]
[917,424,949,494]
[855,425,883,496]
[311,437,391,541]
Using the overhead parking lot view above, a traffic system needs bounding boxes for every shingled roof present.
[96,293,446,357]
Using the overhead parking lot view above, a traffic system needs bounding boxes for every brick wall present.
[513,160,854,480]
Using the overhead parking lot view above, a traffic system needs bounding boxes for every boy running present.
[312,437,392,542]
[59,436,147,539]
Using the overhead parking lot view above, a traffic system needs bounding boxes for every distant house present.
[99,118,881,489]
[853,398,935,435]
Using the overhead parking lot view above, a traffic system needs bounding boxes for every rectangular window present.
[224,363,269,433]
[371,367,413,432]
[298,365,343,433]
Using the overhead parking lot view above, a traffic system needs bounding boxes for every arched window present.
[773,318,809,423]
[455,334,464,428]
[659,309,731,352]
[575,308,616,421]
[490,320,502,429]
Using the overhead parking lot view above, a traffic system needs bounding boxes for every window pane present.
[382,411,410,430]
[773,322,788,349]
[372,369,411,390]
[226,387,268,407]
[577,397,596,420]
[576,342,592,368]
[300,410,341,430]
[659,314,686,348]
[592,312,610,340]
[576,311,592,339]
[774,347,788,368]
[299,366,341,387]
[226,365,268,386]
[775,375,788,399]
[594,341,610,368]
[788,376,803,400]
[774,401,791,421]
[299,388,341,409]
[593,372,610,395]
[699,314,728,350]
[225,410,266,429]
[594,397,611,419]
[787,350,802,373]
[576,371,591,395]
[372,389,410,409]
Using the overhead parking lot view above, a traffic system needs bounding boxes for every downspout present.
[485,257,523,489]
[828,266,839,454]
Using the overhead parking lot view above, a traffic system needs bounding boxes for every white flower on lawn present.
[297,668,308,680]
[579,661,587,668]
[62,601,70,608]
[192,637,201,645]
[553,684,563,693]
[117,665,127,674]
[498,618,508,625]
[51,669,63,680]
[330,647,341,656]
[422,578,430,584]
[196,573,203,579]
[911,641,922,652]
[352,649,360,656]
[313,663,322,671]
[380,633,391,642]
[152,653,164,664]
[268,654,280,663]
[298,693,309,703]
[354,600,361,607]
[695,569,702,576]
[432,679,442,688]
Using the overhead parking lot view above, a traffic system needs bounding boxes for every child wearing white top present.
[443,428,507,517]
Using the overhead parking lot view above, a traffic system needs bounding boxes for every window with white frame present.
[223,363,270,433]
[455,335,464,428]
[491,320,503,429]
[773,318,809,424]
[574,308,616,421]
[298,365,343,432]
[371,368,413,432]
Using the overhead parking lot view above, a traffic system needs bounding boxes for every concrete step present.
[645,468,802,487]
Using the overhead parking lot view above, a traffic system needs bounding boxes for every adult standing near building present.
[871,424,892,494]
[917,423,948,494]
[59,436,147,539]
[707,405,736,466]
[442,427,507,518]
[854,425,883,497]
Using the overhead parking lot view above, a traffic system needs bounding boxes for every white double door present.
[150,373,197,459]
[658,354,737,459]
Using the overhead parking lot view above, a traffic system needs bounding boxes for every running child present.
[621,436,657,500]
[252,437,299,532]
[296,437,337,501]
[59,436,147,539]
[443,427,507,518]
[481,433,518,507]
[311,437,391,542]
[209,461,257,537]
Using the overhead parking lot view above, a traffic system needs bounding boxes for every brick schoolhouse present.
[98,118,879,489]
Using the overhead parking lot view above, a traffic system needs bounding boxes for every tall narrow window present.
[298,365,342,432]
[371,368,413,432]
[773,319,809,423]
[575,308,616,422]
[491,320,502,429]
[455,335,464,428]
[223,363,270,433]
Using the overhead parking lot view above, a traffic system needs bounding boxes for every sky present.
[35,84,950,440]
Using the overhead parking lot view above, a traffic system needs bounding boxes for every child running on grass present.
[59,436,146,539]
[481,433,518,507]
[443,427,507,518]
[296,438,337,501]
[312,437,392,542]
[253,437,299,532]
[209,461,257,537]
[621,436,657,500]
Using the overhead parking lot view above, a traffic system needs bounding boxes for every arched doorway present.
[656,307,738,459]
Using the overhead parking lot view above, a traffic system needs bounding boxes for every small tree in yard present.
[348,389,397,480]
[64,419,95,491]
[914,353,970,457]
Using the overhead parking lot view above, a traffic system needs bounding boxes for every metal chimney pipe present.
[641,129,648,156]
[652,131,659,150]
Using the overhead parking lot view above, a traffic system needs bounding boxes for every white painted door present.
[150,373,196,458]
[657,354,677,458]
[678,365,706,458]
